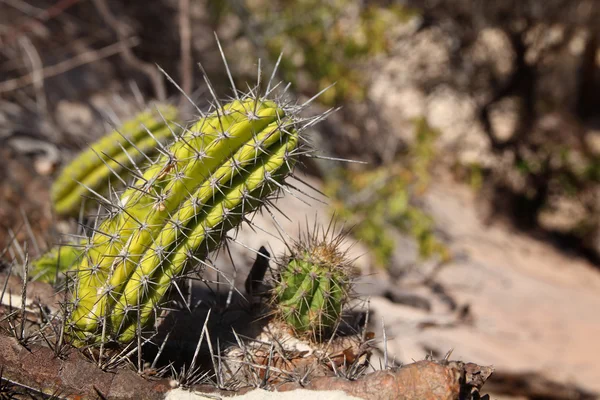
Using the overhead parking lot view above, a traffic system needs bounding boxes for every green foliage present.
[246,0,416,105]
[453,130,600,249]
[326,118,449,268]
[67,97,302,346]
[585,158,600,182]
[523,146,600,236]
[452,162,485,191]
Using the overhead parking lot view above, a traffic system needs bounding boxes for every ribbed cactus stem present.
[118,137,296,342]
[51,105,179,215]
[274,231,355,339]
[68,97,302,346]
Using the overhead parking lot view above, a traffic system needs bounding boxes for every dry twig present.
[178,0,193,104]
[0,37,138,93]
[91,0,167,100]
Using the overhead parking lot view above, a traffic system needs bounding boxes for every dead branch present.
[0,331,493,399]
[0,0,82,46]
[91,0,167,101]
[276,361,493,400]
[0,37,138,93]
[0,334,170,399]
[17,36,46,115]
[178,0,193,104]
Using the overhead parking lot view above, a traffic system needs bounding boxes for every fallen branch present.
[0,332,492,399]
[0,0,82,46]
[0,37,139,93]
[274,361,493,400]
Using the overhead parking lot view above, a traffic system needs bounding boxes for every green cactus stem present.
[51,104,179,216]
[67,95,306,346]
[29,244,83,284]
[273,228,356,340]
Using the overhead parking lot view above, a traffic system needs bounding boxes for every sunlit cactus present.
[51,104,179,216]
[272,226,356,340]
[66,86,322,346]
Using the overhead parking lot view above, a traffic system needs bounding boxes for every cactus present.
[67,94,307,346]
[51,104,179,216]
[220,228,363,385]
[29,244,83,283]
[272,228,356,340]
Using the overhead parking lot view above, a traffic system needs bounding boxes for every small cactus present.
[51,104,179,216]
[273,228,356,339]
[67,94,307,346]
[222,229,365,384]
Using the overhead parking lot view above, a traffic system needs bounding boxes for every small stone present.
[34,157,56,176]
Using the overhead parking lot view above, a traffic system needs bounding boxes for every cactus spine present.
[51,104,179,216]
[273,230,355,339]
[68,95,302,345]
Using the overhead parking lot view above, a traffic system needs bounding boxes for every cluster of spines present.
[272,225,356,340]
[66,89,318,346]
[51,104,179,216]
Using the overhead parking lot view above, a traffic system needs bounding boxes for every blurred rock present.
[55,100,94,139]
[585,129,600,155]
[538,196,588,233]
[425,86,491,165]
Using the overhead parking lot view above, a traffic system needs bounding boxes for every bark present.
[0,334,492,399]
[274,361,493,400]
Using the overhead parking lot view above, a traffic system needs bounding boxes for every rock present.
[584,129,600,156]
[426,86,491,165]
[367,178,600,394]
[55,100,94,138]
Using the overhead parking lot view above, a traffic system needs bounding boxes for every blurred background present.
[1,1,600,398]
